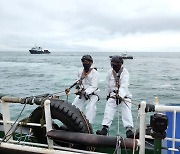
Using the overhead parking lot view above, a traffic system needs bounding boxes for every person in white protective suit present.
[96,55,134,138]
[72,55,99,124]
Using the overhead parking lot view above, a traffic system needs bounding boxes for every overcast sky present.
[0,0,180,52]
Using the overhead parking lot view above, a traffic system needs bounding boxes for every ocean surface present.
[0,51,180,137]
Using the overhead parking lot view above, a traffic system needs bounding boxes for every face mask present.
[112,64,120,73]
[83,63,91,72]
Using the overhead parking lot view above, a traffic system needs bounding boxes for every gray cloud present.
[0,0,180,51]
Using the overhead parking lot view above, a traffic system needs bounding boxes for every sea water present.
[0,51,180,137]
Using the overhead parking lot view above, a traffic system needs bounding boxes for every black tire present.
[29,99,93,144]
[29,107,47,143]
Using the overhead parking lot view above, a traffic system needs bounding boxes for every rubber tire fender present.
[29,99,93,144]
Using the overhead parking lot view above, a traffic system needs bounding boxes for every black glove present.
[106,95,110,101]
[116,95,122,105]
[113,90,118,94]
[81,91,89,100]
[75,90,82,95]
[65,88,70,94]
[75,84,80,90]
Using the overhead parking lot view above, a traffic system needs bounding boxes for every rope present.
[113,135,122,154]
[52,90,66,95]
[79,110,95,151]
[117,103,120,135]
[122,137,128,154]
[66,94,69,102]
[124,99,139,107]
[114,104,128,154]
[16,117,30,143]
[108,94,139,108]
[79,111,91,134]
[113,136,129,154]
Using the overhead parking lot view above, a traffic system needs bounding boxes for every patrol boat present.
[121,52,133,59]
[109,52,133,59]
[0,94,180,154]
[29,46,50,54]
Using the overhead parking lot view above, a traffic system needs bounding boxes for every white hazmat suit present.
[72,67,99,124]
[102,67,133,128]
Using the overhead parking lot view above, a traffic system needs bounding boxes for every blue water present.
[0,51,180,136]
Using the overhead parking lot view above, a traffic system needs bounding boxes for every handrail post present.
[44,99,53,149]
[154,138,162,154]
[0,99,13,141]
[139,101,146,154]
[172,110,176,153]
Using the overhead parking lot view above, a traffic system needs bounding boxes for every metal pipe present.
[139,101,146,154]
[172,111,176,154]
[1,96,22,103]
[0,120,46,127]
[44,99,53,149]
[0,139,100,154]
[155,105,180,112]
[0,142,76,154]
[1,99,13,141]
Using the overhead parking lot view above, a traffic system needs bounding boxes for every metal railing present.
[2,96,180,154]
[139,101,180,154]
[0,97,98,154]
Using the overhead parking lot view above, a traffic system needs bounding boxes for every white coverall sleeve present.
[77,69,82,80]
[119,69,130,98]
[105,71,111,96]
[84,70,99,95]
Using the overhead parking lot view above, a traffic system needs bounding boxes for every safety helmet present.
[81,55,93,63]
[111,55,123,64]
